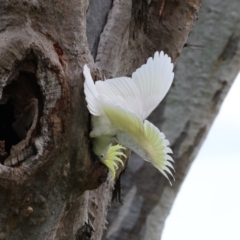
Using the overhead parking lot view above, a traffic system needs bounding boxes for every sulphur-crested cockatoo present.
[84,51,175,183]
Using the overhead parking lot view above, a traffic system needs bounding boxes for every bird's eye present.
[100,154,104,158]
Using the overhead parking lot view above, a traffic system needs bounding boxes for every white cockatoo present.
[83,51,175,183]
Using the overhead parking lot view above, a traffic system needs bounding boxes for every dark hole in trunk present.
[0,69,43,164]
[0,101,20,153]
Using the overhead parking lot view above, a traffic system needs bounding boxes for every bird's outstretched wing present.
[95,51,174,120]
[101,98,174,183]
[132,51,174,119]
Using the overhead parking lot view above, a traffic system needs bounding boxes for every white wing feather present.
[95,77,142,116]
[94,51,174,120]
[83,65,103,116]
[132,51,174,119]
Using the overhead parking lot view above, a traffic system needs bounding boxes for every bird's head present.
[92,137,126,179]
[92,136,112,161]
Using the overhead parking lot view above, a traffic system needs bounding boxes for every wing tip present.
[83,64,103,116]
[154,50,173,64]
[143,120,175,184]
[83,64,90,74]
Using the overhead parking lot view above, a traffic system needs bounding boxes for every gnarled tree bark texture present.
[0,0,239,240]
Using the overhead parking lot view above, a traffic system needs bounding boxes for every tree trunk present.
[0,0,238,240]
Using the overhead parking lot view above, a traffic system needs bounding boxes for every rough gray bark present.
[104,1,240,240]
[0,1,107,239]
[1,0,238,240]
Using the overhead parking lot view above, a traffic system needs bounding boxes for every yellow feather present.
[102,102,144,140]
[102,101,174,183]
[102,144,126,180]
